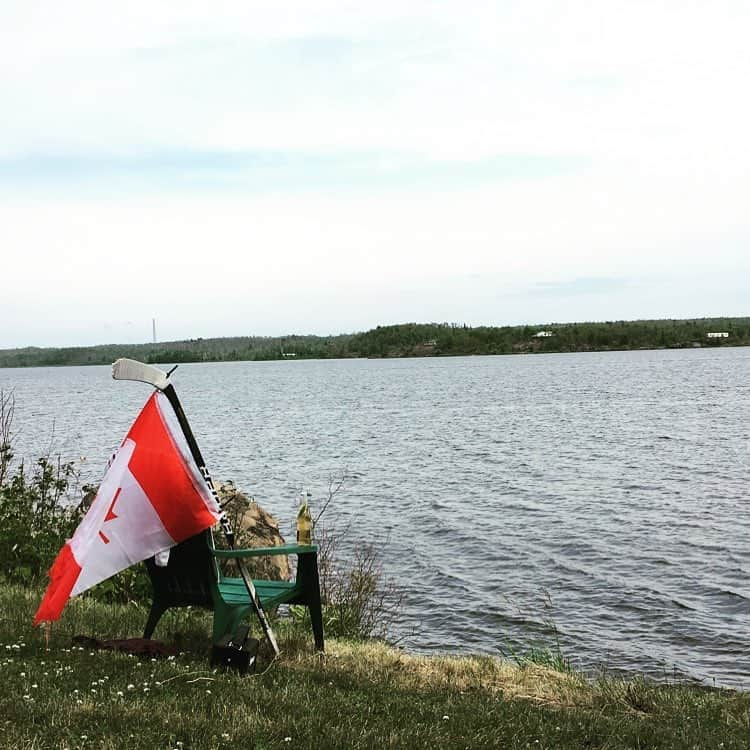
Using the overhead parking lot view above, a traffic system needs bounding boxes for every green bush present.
[0,457,85,584]
[0,392,86,585]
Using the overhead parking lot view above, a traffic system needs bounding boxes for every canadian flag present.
[34,391,221,624]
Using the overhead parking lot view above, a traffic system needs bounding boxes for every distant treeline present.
[0,334,353,368]
[1,318,749,368]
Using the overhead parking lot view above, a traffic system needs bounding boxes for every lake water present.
[2,348,748,689]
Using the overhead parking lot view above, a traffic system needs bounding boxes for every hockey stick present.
[111,358,280,657]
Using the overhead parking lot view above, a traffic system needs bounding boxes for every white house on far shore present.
[534,330,554,338]
[706,332,730,338]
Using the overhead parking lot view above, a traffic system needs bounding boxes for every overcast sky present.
[2,1,748,348]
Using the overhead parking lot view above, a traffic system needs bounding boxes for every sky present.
[1,0,749,348]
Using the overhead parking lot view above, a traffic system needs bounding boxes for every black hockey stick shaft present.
[160,383,280,656]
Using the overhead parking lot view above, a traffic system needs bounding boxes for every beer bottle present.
[296,492,313,545]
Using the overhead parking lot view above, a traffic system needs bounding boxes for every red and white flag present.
[34,392,221,625]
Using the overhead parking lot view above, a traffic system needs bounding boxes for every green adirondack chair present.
[143,529,324,651]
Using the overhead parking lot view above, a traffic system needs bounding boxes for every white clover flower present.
[116,691,123,697]
[127,684,135,690]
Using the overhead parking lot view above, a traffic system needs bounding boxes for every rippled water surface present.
[2,348,749,688]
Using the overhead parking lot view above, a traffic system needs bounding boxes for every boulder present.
[215,481,290,581]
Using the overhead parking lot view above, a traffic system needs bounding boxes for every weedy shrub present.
[291,472,402,641]
[0,391,87,585]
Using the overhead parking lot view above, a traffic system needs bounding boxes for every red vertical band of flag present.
[33,544,81,625]
[126,394,218,541]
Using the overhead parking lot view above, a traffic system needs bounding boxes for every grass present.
[1,583,748,749]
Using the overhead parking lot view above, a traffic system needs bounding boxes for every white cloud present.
[1,1,748,346]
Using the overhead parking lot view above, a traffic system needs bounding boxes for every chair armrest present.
[211,544,317,559]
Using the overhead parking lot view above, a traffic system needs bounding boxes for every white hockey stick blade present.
[112,358,170,391]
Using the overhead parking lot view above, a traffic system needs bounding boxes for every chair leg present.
[309,594,325,652]
[299,553,325,652]
[144,601,167,639]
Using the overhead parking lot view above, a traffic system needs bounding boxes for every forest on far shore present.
[1,317,748,368]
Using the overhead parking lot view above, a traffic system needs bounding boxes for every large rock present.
[214,481,290,581]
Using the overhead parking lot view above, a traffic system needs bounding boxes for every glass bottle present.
[296,492,313,545]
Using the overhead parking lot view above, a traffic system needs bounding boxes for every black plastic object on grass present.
[209,624,259,674]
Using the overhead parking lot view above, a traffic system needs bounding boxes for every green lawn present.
[1,583,747,749]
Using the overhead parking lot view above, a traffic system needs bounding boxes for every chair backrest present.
[144,530,218,608]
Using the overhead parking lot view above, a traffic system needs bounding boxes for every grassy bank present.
[1,583,747,749]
